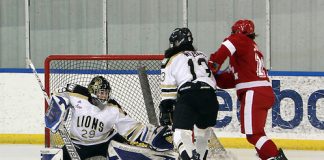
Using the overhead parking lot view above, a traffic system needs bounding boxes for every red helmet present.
[231,19,255,35]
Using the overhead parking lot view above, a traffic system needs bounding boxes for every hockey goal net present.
[44,54,163,148]
[44,54,236,160]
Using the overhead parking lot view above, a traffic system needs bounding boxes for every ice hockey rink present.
[1,144,324,160]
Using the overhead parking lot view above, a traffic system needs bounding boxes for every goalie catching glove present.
[159,99,175,126]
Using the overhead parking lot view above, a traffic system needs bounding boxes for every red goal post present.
[44,54,164,148]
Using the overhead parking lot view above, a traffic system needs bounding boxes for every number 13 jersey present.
[160,51,216,101]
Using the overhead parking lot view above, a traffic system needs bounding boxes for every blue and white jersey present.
[61,92,140,146]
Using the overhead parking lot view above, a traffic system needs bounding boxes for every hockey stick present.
[137,65,158,126]
[28,59,81,160]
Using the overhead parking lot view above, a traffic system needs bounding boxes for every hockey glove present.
[45,95,70,133]
[208,61,220,74]
[159,99,175,126]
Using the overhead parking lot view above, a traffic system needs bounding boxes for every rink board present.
[0,70,323,150]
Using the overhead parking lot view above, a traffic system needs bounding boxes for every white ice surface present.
[0,144,324,160]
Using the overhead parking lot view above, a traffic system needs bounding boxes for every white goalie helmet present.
[88,76,111,104]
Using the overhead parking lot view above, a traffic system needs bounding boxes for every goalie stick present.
[28,59,81,160]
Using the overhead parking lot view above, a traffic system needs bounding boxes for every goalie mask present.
[88,76,111,104]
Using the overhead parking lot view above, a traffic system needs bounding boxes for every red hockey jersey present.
[210,34,271,93]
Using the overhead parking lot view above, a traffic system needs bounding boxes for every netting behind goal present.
[44,54,164,148]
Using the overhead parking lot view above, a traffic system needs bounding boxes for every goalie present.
[45,76,174,160]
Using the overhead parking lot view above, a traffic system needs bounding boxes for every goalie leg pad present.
[132,125,173,151]
[40,148,63,160]
[108,140,178,160]
[150,126,174,151]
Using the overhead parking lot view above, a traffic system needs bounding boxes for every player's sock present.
[247,134,279,160]
[173,129,199,160]
[255,139,279,160]
[194,127,210,160]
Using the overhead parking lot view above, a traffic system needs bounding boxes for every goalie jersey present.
[59,92,141,146]
[46,83,174,152]
[70,93,138,145]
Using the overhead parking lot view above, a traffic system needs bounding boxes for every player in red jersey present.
[208,19,288,160]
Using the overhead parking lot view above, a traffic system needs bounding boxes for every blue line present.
[0,68,160,75]
[268,71,324,76]
[0,68,44,73]
[1,68,324,76]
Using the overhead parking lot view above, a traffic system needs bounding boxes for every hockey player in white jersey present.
[159,28,219,160]
[45,76,174,160]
